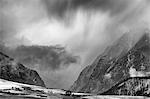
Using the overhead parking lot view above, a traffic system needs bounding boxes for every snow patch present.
[104,73,112,79]
[129,67,145,77]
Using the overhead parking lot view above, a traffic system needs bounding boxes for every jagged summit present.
[132,33,150,55]
[102,32,132,60]
[70,32,150,94]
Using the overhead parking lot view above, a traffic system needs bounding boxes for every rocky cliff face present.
[70,32,150,94]
[0,51,45,87]
[102,77,150,96]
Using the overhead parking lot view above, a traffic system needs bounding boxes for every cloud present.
[0,0,46,47]
[42,0,132,18]
[0,1,18,45]
[2,45,78,70]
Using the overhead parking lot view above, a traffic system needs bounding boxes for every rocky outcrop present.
[70,32,150,94]
[0,51,45,87]
[102,77,150,96]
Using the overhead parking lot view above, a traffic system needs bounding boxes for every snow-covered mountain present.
[70,32,150,95]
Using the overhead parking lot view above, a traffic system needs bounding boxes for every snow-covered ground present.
[82,95,148,99]
[0,78,64,98]
[0,78,149,99]
[0,78,90,99]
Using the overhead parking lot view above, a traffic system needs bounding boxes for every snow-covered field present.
[0,95,149,99]
[0,78,90,99]
[82,95,149,99]
[0,78,149,99]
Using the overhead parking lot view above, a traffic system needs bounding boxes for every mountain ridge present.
[70,32,150,94]
[0,51,45,87]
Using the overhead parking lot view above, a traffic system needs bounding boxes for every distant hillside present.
[0,51,45,87]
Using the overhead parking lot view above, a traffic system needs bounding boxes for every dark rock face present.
[70,32,150,94]
[0,52,45,87]
[102,77,150,96]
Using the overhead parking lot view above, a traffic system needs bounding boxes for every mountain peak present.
[133,32,150,52]
[70,31,150,94]
[101,33,132,60]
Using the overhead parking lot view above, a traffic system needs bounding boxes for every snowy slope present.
[0,78,90,99]
[0,78,149,99]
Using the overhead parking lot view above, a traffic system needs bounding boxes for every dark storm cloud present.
[42,0,70,18]
[42,0,131,18]
[2,45,78,70]
[71,0,130,14]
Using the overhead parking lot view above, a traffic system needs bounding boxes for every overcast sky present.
[1,0,150,89]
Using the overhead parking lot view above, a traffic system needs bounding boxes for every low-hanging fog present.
[1,0,150,89]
